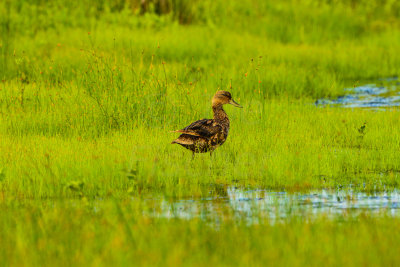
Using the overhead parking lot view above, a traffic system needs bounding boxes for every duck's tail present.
[171,134,196,145]
[170,130,201,136]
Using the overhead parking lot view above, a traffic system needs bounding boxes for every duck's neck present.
[212,104,229,123]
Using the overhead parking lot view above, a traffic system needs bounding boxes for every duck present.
[171,90,242,156]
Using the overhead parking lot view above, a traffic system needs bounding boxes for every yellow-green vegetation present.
[1,0,400,265]
[1,203,400,266]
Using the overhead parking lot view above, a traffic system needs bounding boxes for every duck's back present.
[171,118,229,153]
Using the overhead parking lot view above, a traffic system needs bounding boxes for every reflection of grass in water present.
[377,80,400,97]
[154,188,400,223]
[1,0,400,265]
[317,79,400,107]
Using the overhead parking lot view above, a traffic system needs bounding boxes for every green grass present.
[1,0,400,265]
[2,103,400,200]
[1,201,400,266]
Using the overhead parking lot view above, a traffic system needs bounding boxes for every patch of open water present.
[148,188,400,223]
[316,77,400,108]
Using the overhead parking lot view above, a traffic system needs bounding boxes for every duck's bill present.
[229,99,243,108]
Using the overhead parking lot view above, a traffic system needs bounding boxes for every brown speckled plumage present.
[171,91,242,155]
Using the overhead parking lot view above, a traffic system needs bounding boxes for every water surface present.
[147,187,400,223]
[316,77,400,108]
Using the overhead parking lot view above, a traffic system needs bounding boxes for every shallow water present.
[316,77,400,108]
[148,187,400,223]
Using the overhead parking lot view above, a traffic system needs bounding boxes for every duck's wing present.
[173,119,221,138]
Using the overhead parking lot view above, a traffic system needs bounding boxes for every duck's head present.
[212,91,242,108]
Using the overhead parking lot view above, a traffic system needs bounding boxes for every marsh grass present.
[1,0,400,265]
[0,200,400,266]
